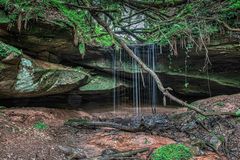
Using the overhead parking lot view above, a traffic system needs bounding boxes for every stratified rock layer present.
[0,19,240,99]
[0,42,89,98]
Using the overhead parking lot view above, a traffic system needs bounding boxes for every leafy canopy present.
[0,0,239,51]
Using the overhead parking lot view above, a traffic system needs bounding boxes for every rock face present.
[0,19,240,101]
[76,42,240,97]
[79,75,128,94]
[0,42,89,98]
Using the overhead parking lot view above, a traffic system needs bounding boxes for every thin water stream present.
[112,44,164,115]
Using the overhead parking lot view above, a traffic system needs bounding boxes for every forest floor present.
[1,94,238,160]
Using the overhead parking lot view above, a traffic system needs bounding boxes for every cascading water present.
[112,44,160,115]
[147,44,157,114]
[132,47,142,115]
[112,50,117,113]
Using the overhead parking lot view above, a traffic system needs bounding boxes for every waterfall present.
[132,47,141,115]
[112,50,116,113]
[112,44,159,115]
[146,44,158,114]
[150,44,157,113]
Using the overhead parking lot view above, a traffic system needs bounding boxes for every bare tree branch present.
[217,19,240,32]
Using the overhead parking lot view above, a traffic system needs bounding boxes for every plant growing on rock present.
[33,121,48,131]
[151,144,193,160]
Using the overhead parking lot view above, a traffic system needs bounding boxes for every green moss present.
[12,56,89,96]
[0,41,22,58]
[221,0,240,18]
[15,58,38,93]
[1,0,48,24]
[82,57,240,90]
[50,0,90,38]
[81,59,143,74]
[236,109,240,117]
[0,0,114,48]
[196,114,207,122]
[158,22,188,45]
[151,144,193,160]
[79,75,125,91]
[165,70,240,88]
[33,121,48,131]
[0,0,8,6]
[0,63,5,70]
[50,0,113,47]
[215,102,225,107]
[0,10,10,24]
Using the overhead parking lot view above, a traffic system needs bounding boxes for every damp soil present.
[0,104,224,160]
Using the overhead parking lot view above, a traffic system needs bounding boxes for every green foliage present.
[1,0,48,24]
[215,102,225,107]
[218,135,225,143]
[221,0,240,19]
[50,0,91,42]
[33,121,48,131]
[50,0,114,47]
[196,114,207,122]
[0,0,8,5]
[229,0,240,9]
[0,41,22,58]
[1,0,114,49]
[95,25,113,47]
[151,144,193,160]
[0,10,10,24]
[146,0,238,46]
[158,22,188,45]
[0,0,239,49]
[78,43,86,56]
[235,109,240,117]
[184,82,189,88]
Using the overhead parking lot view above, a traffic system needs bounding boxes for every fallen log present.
[64,119,142,132]
[82,148,149,160]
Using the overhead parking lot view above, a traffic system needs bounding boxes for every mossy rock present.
[151,144,193,160]
[0,52,90,98]
[79,75,128,93]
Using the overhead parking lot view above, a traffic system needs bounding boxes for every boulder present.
[0,42,89,98]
